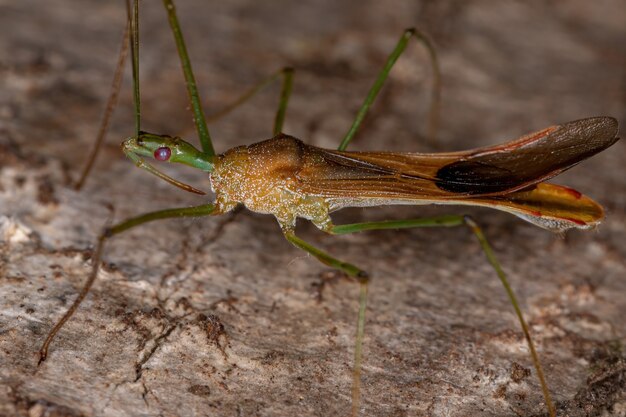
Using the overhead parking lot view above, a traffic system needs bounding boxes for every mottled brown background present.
[0,1,624,416]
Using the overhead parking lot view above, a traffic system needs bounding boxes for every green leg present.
[162,0,215,156]
[284,232,367,279]
[282,231,368,417]
[206,67,295,135]
[338,28,441,151]
[38,203,217,365]
[328,215,556,417]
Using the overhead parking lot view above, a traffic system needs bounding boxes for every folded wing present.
[295,117,619,200]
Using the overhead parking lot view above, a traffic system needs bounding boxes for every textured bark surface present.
[0,1,624,416]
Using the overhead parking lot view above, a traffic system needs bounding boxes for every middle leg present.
[282,230,368,417]
[324,214,556,417]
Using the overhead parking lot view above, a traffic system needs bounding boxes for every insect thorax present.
[209,135,332,231]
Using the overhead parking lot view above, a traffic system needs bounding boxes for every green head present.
[121,132,215,194]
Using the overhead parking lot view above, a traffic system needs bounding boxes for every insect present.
[30,1,620,416]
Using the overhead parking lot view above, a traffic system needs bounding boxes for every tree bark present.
[1,1,624,416]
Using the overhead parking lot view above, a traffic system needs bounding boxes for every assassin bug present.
[33,1,620,416]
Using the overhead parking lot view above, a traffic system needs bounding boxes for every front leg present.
[39,203,219,364]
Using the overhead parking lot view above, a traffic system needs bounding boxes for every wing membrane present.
[295,117,618,199]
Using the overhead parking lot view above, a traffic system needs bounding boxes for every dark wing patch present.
[295,117,618,200]
[435,117,619,194]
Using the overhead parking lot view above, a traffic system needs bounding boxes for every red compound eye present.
[154,147,171,161]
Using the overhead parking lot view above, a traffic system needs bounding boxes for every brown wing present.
[295,117,619,199]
